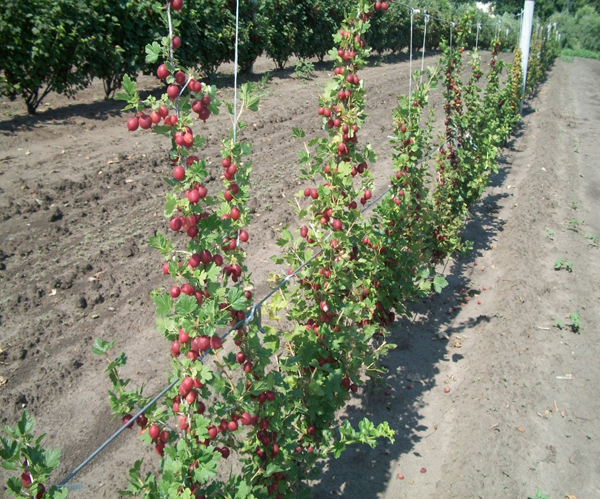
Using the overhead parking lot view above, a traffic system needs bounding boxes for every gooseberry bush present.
[0,412,66,499]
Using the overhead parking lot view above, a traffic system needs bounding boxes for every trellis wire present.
[58,130,453,487]
[408,8,415,122]
[232,0,240,143]
[419,14,429,84]
[394,1,522,30]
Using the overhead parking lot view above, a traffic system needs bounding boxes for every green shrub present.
[0,0,93,114]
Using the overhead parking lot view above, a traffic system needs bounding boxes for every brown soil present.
[1,52,599,499]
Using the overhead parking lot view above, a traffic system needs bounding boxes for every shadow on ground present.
[310,129,522,498]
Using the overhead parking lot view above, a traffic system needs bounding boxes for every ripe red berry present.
[122,414,134,429]
[158,105,169,118]
[187,189,200,204]
[198,335,210,352]
[127,116,139,131]
[189,80,201,93]
[20,471,32,489]
[157,64,169,80]
[167,85,180,100]
[35,484,45,499]
[239,229,249,242]
[136,413,148,428]
[210,335,222,350]
[197,106,209,121]
[173,165,185,181]
[171,0,183,10]
[175,71,186,85]
[170,286,181,298]
[150,111,161,124]
[138,113,152,129]
[207,425,218,439]
[149,424,160,440]
[185,390,197,404]
[179,329,190,344]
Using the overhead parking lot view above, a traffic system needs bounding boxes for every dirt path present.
[1,54,599,498]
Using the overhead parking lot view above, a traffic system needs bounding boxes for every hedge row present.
[0,0,526,115]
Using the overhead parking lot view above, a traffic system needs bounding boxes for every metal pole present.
[519,0,535,113]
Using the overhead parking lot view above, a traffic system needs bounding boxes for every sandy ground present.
[1,51,599,499]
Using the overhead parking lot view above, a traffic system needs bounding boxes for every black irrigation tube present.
[57,135,452,488]
[57,379,178,487]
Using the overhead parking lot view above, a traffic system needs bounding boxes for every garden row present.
[0,1,558,498]
[1,0,524,114]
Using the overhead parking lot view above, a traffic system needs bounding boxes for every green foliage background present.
[0,0,594,113]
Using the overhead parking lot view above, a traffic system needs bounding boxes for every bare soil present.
[1,52,599,499]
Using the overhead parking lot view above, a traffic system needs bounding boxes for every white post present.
[520,0,535,112]
[518,10,523,46]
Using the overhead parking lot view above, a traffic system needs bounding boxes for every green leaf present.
[121,74,136,96]
[234,479,252,499]
[264,463,284,477]
[18,411,34,435]
[6,476,21,494]
[297,149,310,165]
[164,194,178,216]
[92,338,115,356]
[44,448,61,469]
[433,276,448,293]
[227,287,248,311]
[246,96,260,112]
[145,42,162,64]
[292,127,306,139]
[154,293,172,317]
[192,450,219,483]
[174,294,198,316]
[49,487,69,499]
[149,232,173,256]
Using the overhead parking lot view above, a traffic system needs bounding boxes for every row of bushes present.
[1,0,528,114]
[0,1,560,496]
